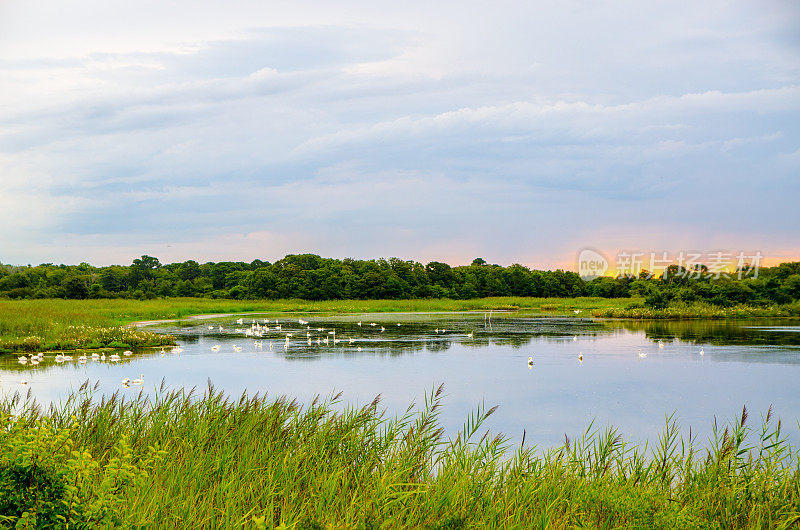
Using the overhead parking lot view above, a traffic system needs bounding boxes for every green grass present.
[1,385,798,528]
[594,301,800,320]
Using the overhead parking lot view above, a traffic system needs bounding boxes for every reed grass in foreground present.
[1,384,798,528]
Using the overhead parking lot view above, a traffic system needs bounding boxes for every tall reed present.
[1,385,798,528]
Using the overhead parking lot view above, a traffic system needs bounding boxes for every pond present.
[2,313,799,448]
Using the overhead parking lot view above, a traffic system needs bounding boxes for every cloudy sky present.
[1,1,798,268]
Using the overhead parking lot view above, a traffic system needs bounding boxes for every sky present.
[1,0,798,270]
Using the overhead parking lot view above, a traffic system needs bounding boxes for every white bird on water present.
[527,356,533,366]
[700,347,704,356]
[466,331,474,338]
[658,341,664,349]
[121,377,131,385]
[574,310,581,314]
[211,345,221,351]
[109,354,120,361]
[380,326,385,332]
[20,379,28,385]
[133,374,144,385]
[578,352,583,362]
[638,349,647,358]
[357,321,362,327]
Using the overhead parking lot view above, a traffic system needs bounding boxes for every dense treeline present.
[0,255,799,307]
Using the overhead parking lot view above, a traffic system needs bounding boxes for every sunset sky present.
[1,1,798,270]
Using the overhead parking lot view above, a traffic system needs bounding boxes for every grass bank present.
[1,385,798,528]
[0,297,627,354]
[593,301,800,320]
[3,297,796,353]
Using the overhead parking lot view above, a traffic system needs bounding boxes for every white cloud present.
[0,1,798,266]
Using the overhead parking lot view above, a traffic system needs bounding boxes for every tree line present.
[0,254,798,307]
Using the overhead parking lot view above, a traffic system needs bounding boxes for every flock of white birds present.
[205,318,427,355]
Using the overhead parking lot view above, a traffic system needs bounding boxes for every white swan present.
[123,350,133,356]
[211,345,221,351]
[528,356,533,366]
[133,374,144,385]
[578,352,583,362]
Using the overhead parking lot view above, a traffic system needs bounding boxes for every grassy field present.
[1,385,798,528]
[0,297,629,354]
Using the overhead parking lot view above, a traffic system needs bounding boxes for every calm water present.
[2,313,800,448]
